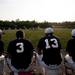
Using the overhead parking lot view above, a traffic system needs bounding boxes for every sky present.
[0,0,75,22]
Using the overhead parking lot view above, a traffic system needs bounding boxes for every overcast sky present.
[0,0,75,22]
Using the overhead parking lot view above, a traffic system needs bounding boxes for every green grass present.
[54,28,72,48]
[2,28,72,51]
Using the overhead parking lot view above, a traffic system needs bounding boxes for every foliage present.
[0,20,75,30]
[0,20,52,29]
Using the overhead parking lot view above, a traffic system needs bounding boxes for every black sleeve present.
[58,38,62,49]
[0,41,4,55]
[37,38,44,54]
[37,38,44,49]
[66,40,72,56]
[27,41,34,58]
[7,42,13,57]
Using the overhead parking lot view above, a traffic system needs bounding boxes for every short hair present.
[16,30,23,39]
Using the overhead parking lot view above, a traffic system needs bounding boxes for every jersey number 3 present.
[45,38,58,49]
[16,43,24,53]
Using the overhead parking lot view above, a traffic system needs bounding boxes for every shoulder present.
[52,35,59,39]
[10,39,16,43]
[40,36,46,40]
[52,35,60,41]
[23,39,33,45]
[38,37,46,44]
[8,39,16,45]
[0,40,4,46]
[23,39,31,43]
[67,38,75,44]
[24,39,33,49]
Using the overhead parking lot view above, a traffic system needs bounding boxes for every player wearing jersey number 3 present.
[7,30,34,75]
[37,27,63,75]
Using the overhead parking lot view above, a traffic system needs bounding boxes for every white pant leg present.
[0,60,4,75]
[65,54,75,70]
[45,65,62,75]
[0,55,5,75]
[6,58,33,75]
[36,53,62,75]
[6,58,18,75]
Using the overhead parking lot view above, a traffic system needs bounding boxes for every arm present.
[0,41,4,56]
[37,38,43,55]
[66,40,72,56]
[7,42,12,58]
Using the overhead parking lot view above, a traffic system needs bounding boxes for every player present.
[7,30,34,75]
[36,27,63,75]
[0,31,4,75]
[65,29,75,75]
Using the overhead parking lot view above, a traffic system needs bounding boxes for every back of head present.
[16,30,23,39]
[44,27,54,36]
[71,29,75,38]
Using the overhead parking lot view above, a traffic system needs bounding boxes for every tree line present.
[0,20,75,30]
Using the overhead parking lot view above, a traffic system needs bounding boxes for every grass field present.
[2,28,72,51]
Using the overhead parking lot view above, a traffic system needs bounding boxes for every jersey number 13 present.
[45,38,58,49]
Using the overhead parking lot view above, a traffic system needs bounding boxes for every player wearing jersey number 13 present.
[37,27,63,75]
[7,30,34,75]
